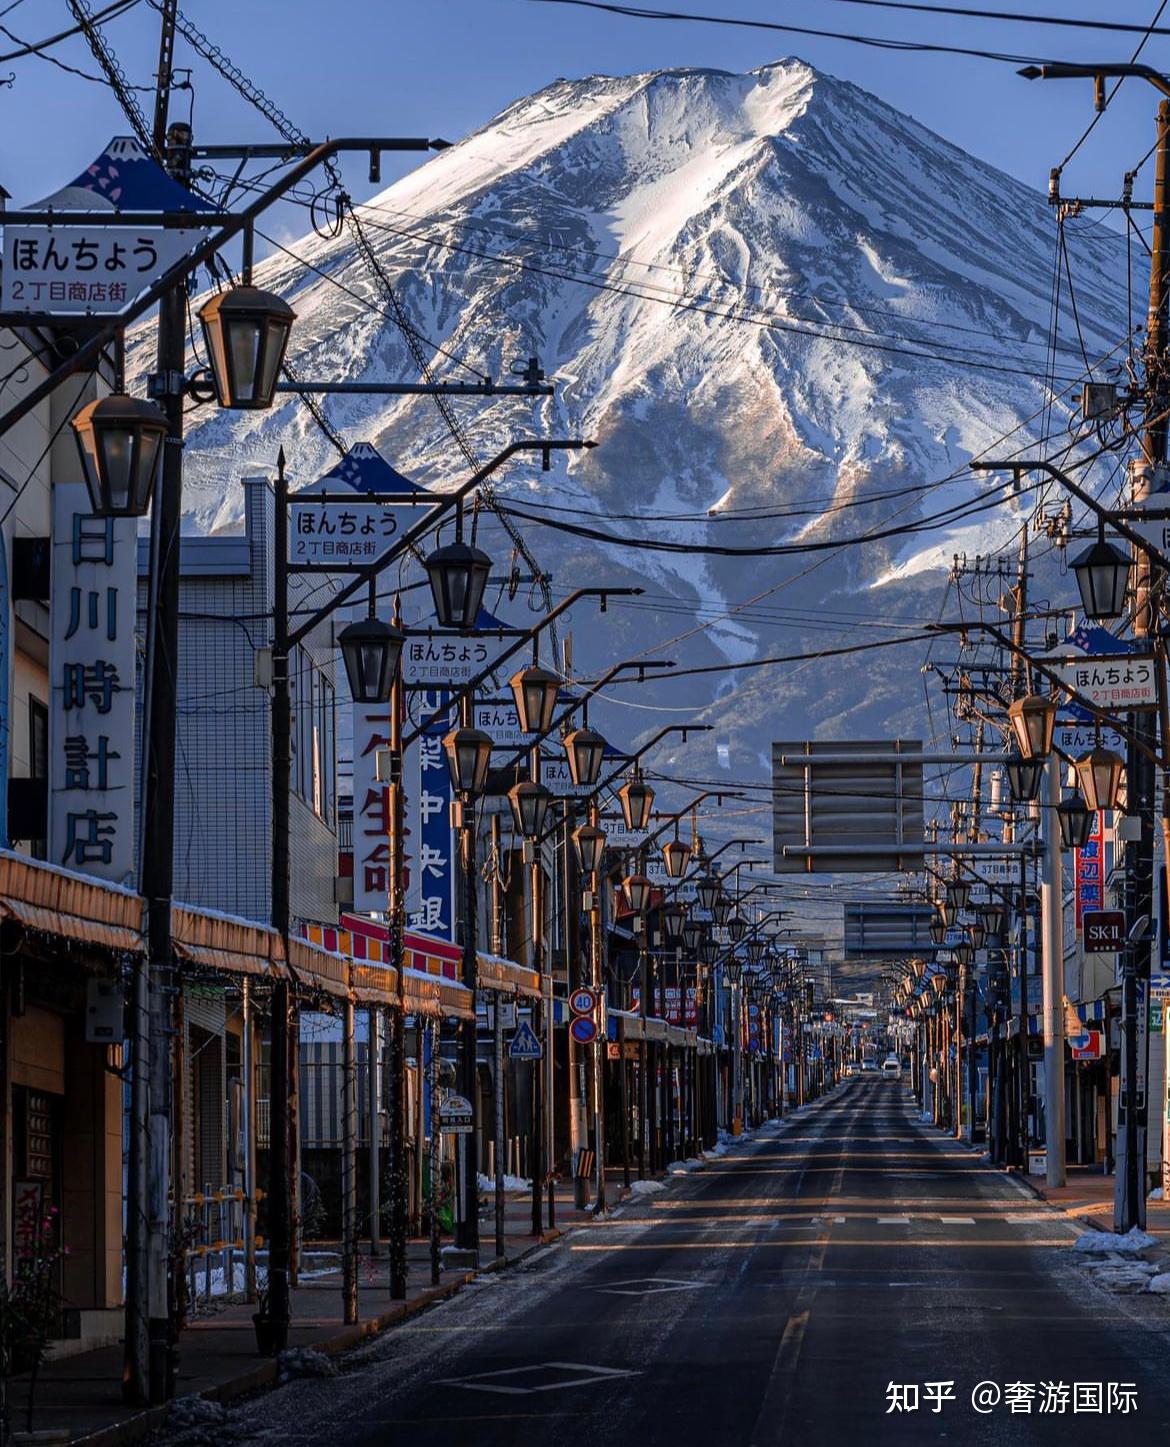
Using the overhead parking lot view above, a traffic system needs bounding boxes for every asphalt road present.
[228,1078,1170,1446]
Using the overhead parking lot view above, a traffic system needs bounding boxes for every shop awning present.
[0,850,143,955]
[402,966,475,1022]
[172,904,286,979]
[287,937,352,1001]
[350,962,401,1006]
[477,950,541,998]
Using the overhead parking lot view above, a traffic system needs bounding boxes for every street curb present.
[72,1230,567,1447]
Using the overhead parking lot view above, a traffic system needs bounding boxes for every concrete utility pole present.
[1040,755,1066,1189]
[1117,99,1170,1232]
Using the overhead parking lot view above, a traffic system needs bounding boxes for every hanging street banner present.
[288,443,434,569]
[406,689,456,940]
[402,605,517,688]
[1075,813,1107,931]
[49,484,137,885]
[350,691,392,916]
[1047,625,1156,711]
[1,137,212,316]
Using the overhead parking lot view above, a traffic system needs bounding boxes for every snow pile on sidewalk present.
[667,1159,703,1175]
[1073,1227,1156,1256]
[628,1179,666,1197]
[1083,1259,1159,1293]
[477,1172,531,1192]
[277,1347,337,1383]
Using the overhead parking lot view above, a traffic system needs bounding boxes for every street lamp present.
[510,665,561,735]
[70,394,168,517]
[695,874,720,913]
[724,957,743,986]
[1072,526,1131,621]
[443,726,493,795]
[713,895,734,928]
[564,727,606,788]
[682,920,705,953]
[728,914,749,943]
[982,902,1005,936]
[661,833,692,879]
[662,902,687,941]
[746,935,767,967]
[966,920,987,951]
[618,774,655,832]
[1008,694,1056,760]
[624,872,653,915]
[509,779,553,839]
[936,899,956,930]
[425,538,493,631]
[338,616,405,703]
[1075,746,1125,812]
[1056,790,1094,850]
[929,917,948,946]
[698,936,721,968]
[1005,750,1044,803]
[572,822,606,873]
[197,285,296,409]
[945,877,972,911]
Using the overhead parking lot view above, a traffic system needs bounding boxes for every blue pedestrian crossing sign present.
[508,1021,543,1060]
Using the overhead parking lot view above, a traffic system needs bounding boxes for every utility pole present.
[1118,99,1170,1231]
[455,692,480,1259]
[530,747,546,1235]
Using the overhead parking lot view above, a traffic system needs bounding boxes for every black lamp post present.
[510,665,561,735]
[1057,791,1094,850]
[509,779,553,839]
[662,902,687,941]
[712,895,733,928]
[698,936,721,968]
[929,917,948,947]
[197,285,296,409]
[966,920,987,951]
[443,726,493,796]
[728,914,749,944]
[1075,745,1125,812]
[1072,525,1131,621]
[572,822,606,873]
[695,874,720,913]
[1008,694,1056,760]
[425,538,492,630]
[338,617,405,703]
[1005,750,1044,803]
[624,873,653,915]
[564,727,606,788]
[662,834,692,879]
[682,920,705,953]
[945,878,972,912]
[619,774,655,832]
[71,394,168,517]
[982,902,1005,936]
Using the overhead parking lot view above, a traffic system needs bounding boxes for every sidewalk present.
[9,1169,642,1447]
[1024,1165,1170,1239]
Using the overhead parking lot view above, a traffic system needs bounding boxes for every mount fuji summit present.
[164,58,1134,775]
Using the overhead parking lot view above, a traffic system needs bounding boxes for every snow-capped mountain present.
[158,59,1134,785]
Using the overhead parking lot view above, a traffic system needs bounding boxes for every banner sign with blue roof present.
[1046,623,1156,712]
[2,137,212,316]
[289,442,435,569]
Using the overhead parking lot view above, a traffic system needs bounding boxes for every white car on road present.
[881,1056,902,1080]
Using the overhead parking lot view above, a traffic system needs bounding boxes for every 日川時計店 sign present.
[1,225,204,314]
[1054,654,1157,710]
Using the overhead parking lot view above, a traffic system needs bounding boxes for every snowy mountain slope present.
[151,58,1134,783]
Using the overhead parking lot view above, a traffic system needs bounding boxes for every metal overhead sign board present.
[771,740,925,874]
[288,444,436,570]
[1,137,212,315]
[1046,626,1156,711]
[843,902,935,959]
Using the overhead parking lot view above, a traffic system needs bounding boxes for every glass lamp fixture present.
[572,822,606,874]
[510,665,561,735]
[442,726,493,795]
[1056,790,1094,850]
[661,833,692,879]
[618,774,655,832]
[1075,746,1125,813]
[623,872,653,915]
[694,873,720,913]
[564,727,605,787]
[425,537,492,630]
[71,393,167,517]
[198,285,295,409]
[338,616,405,704]
[1005,750,1044,803]
[508,779,553,839]
[1071,525,1131,621]
[1008,693,1056,760]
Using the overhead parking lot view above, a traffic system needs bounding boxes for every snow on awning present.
[0,849,142,955]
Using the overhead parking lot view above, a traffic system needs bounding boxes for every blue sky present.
[1,0,1166,225]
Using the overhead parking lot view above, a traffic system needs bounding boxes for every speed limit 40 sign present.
[569,987,599,1017]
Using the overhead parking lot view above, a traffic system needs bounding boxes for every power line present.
[527,0,1051,63]
[0,0,138,62]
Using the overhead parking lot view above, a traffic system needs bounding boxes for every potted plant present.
[0,1195,70,1442]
